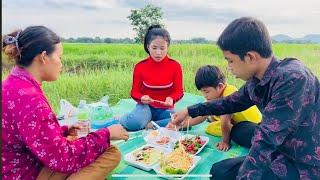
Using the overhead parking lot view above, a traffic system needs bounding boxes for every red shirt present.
[131,55,184,109]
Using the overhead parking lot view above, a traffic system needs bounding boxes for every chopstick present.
[152,99,166,104]
[150,121,161,129]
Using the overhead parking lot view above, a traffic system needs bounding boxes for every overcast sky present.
[2,0,320,40]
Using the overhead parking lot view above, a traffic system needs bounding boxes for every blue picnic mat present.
[107,93,249,179]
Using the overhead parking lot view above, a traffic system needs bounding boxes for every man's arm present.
[182,116,208,128]
[188,85,254,118]
[167,116,207,130]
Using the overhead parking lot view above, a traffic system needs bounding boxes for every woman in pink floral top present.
[2,26,129,180]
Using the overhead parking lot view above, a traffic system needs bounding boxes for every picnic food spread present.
[125,128,208,178]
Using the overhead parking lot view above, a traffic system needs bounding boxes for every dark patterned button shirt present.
[188,57,320,179]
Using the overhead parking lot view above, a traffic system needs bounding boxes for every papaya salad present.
[160,143,193,174]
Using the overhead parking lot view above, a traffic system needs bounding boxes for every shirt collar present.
[256,56,280,86]
[148,55,169,64]
[10,66,42,89]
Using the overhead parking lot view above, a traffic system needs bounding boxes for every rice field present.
[2,43,320,113]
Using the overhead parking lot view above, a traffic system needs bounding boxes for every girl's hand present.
[141,95,152,104]
[163,97,173,107]
[216,141,230,151]
[108,124,129,141]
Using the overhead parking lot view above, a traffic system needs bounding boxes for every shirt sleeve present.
[60,125,69,137]
[237,73,307,179]
[130,64,144,102]
[187,84,254,118]
[169,63,184,103]
[18,105,111,174]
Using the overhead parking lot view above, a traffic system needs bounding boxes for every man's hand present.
[141,95,152,104]
[166,122,181,131]
[216,141,230,151]
[172,108,189,126]
[108,124,129,141]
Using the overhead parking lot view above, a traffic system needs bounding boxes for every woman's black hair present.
[195,65,226,90]
[144,25,171,54]
[2,26,61,67]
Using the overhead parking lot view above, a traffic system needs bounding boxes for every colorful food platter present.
[144,128,181,149]
[153,145,201,179]
[174,135,209,155]
[124,144,168,171]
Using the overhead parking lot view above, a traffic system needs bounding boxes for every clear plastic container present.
[89,96,117,129]
[76,100,91,137]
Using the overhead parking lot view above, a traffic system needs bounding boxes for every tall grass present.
[2,43,320,112]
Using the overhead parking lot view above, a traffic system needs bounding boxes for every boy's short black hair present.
[217,17,272,60]
[195,65,225,90]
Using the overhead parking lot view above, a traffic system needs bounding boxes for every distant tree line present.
[272,40,318,44]
[61,37,216,44]
[61,37,136,44]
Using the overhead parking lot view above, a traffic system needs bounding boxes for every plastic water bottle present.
[76,100,91,137]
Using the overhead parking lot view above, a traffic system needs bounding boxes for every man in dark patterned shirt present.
[172,17,320,179]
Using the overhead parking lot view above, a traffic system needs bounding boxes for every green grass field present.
[2,43,320,113]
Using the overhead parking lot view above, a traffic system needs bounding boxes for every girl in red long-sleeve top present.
[120,25,184,131]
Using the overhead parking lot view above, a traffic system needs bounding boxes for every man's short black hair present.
[195,65,225,90]
[217,17,273,60]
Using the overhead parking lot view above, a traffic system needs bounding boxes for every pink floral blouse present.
[2,66,111,180]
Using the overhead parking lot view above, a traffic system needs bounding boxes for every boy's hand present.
[141,95,152,104]
[216,141,230,151]
[108,124,129,141]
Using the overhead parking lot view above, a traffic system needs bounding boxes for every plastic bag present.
[88,96,118,129]
[58,99,78,120]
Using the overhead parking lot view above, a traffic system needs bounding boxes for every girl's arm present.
[18,105,111,174]
[169,63,183,103]
[131,64,144,102]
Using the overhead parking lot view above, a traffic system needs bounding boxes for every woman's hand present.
[141,95,152,104]
[108,124,129,141]
[68,124,81,136]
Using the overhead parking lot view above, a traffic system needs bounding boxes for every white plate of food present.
[124,144,168,171]
[174,135,209,155]
[144,128,181,149]
[153,145,201,179]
